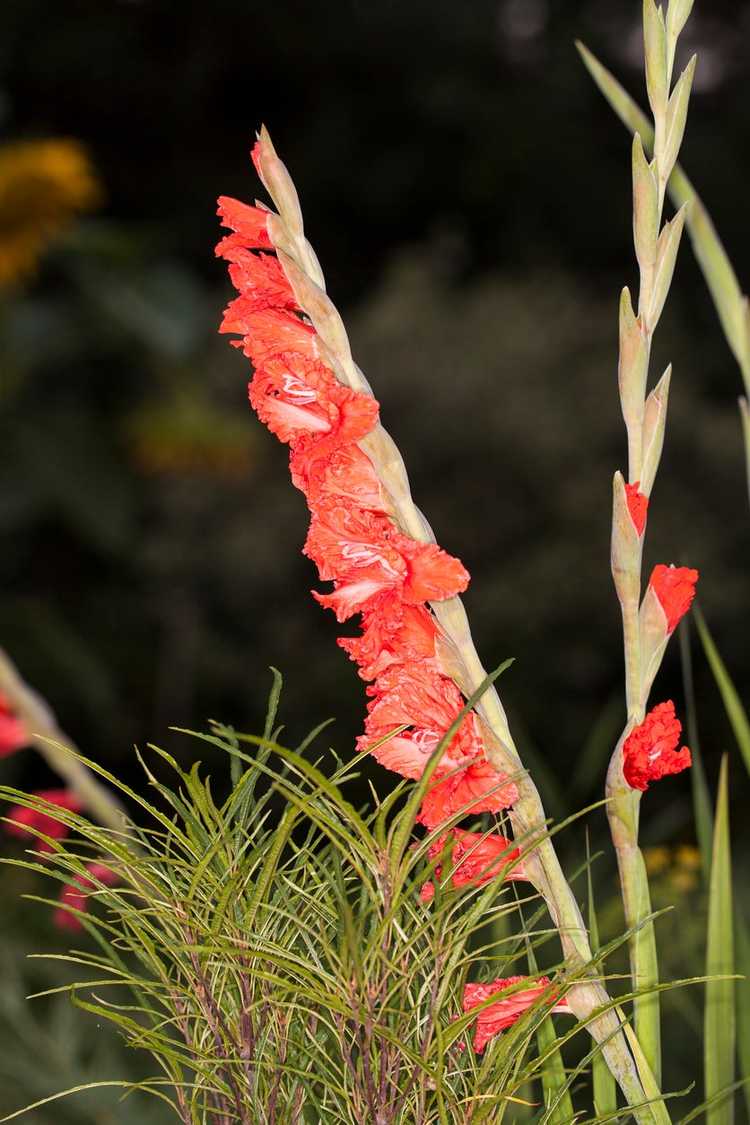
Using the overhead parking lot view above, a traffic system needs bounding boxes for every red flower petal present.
[420,828,525,901]
[648,564,699,632]
[291,442,386,511]
[216,196,272,248]
[221,252,297,312]
[417,758,518,829]
[463,976,569,1052]
[624,481,648,536]
[622,700,692,791]
[225,308,319,362]
[394,535,470,603]
[339,597,437,680]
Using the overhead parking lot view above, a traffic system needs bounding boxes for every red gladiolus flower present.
[293,443,387,513]
[0,694,27,757]
[463,976,571,1052]
[622,700,691,791]
[310,503,468,622]
[417,759,518,829]
[5,788,83,852]
[361,663,482,772]
[339,597,437,681]
[221,253,297,313]
[648,564,699,632]
[624,481,648,536]
[420,828,525,902]
[54,862,119,932]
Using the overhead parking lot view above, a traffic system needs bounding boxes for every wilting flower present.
[420,828,525,901]
[5,788,83,851]
[0,694,27,757]
[624,481,648,536]
[0,138,100,287]
[462,976,571,1052]
[622,701,691,791]
[54,862,119,932]
[216,143,516,843]
[647,564,698,632]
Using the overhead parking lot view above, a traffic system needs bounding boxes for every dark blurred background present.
[0,0,749,1118]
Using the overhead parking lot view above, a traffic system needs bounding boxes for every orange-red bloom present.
[339,596,437,681]
[293,443,386,513]
[420,828,525,901]
[5,788,83,851]
[463,976,570,1052]
[0,694,26,757]
[221,252,297,313]
[361,663,483,774]
[648,564,698,632]
[417,759,518,829]
[54,862,119,932]
[622,700,691,791]
[216,196,272,249]
[308,499,468,622]
[624,481,648,536]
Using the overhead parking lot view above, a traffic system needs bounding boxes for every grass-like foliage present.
[0,675,633,1125]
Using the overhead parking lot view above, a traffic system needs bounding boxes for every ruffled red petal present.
[216,196,272,248]
[622,700,692,791]
[420,828,525,901]
[221,252,297,312]
[648,564,699,632]
[292,442,386,511]
[463,976,568,1052]
[624,481,648,536]
[417,758,518,829]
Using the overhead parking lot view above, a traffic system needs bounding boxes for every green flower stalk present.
[605,0,698,1087]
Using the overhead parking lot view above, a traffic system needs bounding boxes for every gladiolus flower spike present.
[622,701,692,792]
[462,976,572,1053]
[217,141,518,836]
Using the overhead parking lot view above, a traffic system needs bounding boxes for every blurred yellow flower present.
[643,846,670,876]
[644,843,702,894]
[674,844,701,871]
[0,138,101,287]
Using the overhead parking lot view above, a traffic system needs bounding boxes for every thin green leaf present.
[587,835,617,1118]
[705,756,735,1125]
[735,910,750,1121]
[695,606,750,776]
[678,618,714,880]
